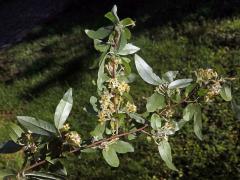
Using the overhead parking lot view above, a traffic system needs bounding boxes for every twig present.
[24,124,148,173]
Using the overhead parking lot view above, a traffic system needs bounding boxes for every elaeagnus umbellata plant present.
[0,5,235,179]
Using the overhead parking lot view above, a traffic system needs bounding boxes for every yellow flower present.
[98,111,106,123]
[205,81,222,102]
[196,68,218,83]
[118,81,130,95]
[60,123,70,132]
[66,131,81,147]
[107,78,120,89]
[126,102,137,113]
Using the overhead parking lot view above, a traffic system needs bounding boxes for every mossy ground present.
[0,5,239,179]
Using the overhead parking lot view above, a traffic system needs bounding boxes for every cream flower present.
[118,81,130,95]
[126,102,137,113]
[66,131,81,147]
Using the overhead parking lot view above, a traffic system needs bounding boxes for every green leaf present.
[85,26,112,40]
[111,140,134,154]
[134,54,163,85]
[150,114,162,130]
[94,39,110,52]
[118,31,127,51]
[124,28,131,40]
[104,5,119,23]
[121,57,131,75]
[162,71,178,83]
[146,93,166,112]
[194,104,203,140]
[220,85,232,101]
[120,18,135,27]
[128,113,145,124]
[0,140,22,154]
[54,88,73,130]
[17,116,57,136]
[118,43,140,55]
[183,103,196,121]
[102,147,119,167]
[90,123,106,140]
[90,96,98,112]
[7,123,24,142]
[111,5,120,22]
[158,140,178,171]
[97,52,108,91]
[168,79,192,89]
[177,119,187,130]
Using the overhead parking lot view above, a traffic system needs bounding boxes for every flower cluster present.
[195,69,223,102]
[205,81,222,102]
[152,121,178,144]
[107,78,130,95]
[65,131,81,147]
[98,91,115,124]
[126,101,137,113]
[155,83,168,95]
[195,68,218,84]
[61,123,70,132]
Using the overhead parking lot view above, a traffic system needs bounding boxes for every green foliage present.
[17,116,57,136]
[158,140,177,171]
[54,88,73,130]
[0,4,239,179]
[146,93,165,112]
[102,146,119,167]
[134,54,162,85]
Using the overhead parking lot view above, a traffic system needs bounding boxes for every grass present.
[0,10,239,179]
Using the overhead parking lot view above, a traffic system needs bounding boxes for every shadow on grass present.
[19,51,95,100]
[1,0,239,100]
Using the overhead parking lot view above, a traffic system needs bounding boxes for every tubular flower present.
[126,101,137,113]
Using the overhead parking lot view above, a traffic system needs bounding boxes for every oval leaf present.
[102,147,119,167]
[150,113,162,130]
[128,113,145,124]
[85,26,112,40]
[18,116,57,136]
[90,96,98,112]
[146,93,166,112]
[162,71,178,83]
[120,18,135,27]
[7,123,24,142]
[168,79,192,89]
[183,103,196,121]
[111,140,134,154]
[118,43,140,55]
[158,140,178,171]
[220,85,232,101]
[54,88,73,130]
[134,54,162,85]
